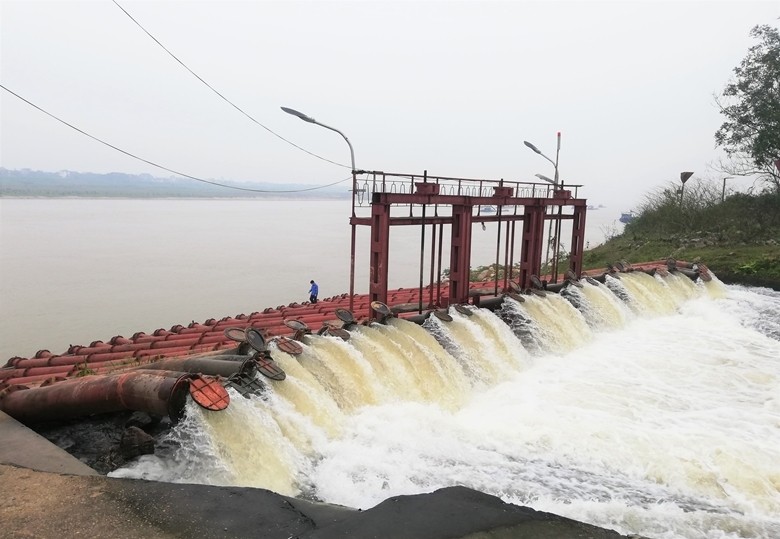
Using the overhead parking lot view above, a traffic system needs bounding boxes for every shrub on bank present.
[583,184,780,288]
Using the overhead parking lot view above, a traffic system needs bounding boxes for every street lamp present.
[534,173,555,184]
[679,171,694,206]
[524,133,562,283]
[721,176,733,203]
[281,106,356,172]
[281,106,359,311]
[523,132,561,186]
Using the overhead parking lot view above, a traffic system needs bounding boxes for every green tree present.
[714,24,780,191]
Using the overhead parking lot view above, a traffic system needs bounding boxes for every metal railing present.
[351,170,581,214]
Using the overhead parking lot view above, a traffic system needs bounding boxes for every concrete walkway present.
[0,410,97,476]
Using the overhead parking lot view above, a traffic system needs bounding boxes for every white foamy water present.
[109,273,780,539]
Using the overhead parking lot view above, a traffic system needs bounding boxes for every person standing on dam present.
[309,280,319,304]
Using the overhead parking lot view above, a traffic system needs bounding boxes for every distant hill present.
[0,168,350,199]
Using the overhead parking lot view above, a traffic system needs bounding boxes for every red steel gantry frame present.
[347,171,587,316]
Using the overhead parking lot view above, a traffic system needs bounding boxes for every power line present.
[112,0,349,169]
[0,83,351,193]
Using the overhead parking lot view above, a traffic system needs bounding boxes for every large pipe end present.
[187,375,230,413]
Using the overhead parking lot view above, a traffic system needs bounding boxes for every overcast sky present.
[1,0,778,209]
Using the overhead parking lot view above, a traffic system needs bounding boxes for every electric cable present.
[0,83,351,193]
[112,0,349,169]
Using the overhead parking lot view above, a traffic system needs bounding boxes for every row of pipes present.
[0,259,708,428]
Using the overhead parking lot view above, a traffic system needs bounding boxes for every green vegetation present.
[464,185,780,290]
[74,362,96,377]
[583,180,780,288]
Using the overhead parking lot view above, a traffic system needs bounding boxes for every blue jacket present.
[309,282,319,296]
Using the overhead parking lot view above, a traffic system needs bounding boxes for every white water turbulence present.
[110,273,780,539]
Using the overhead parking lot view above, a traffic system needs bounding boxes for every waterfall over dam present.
[110,273,780,539]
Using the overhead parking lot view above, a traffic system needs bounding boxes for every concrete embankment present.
[0,410,97,476]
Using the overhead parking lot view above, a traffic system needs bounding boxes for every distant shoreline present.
[0,195,350,201]
[0,168,352,199]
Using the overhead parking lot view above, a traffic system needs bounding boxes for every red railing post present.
[448,204,474,304]
[519,202,545,289]
[369,199,391,317]
[569,203,587,277]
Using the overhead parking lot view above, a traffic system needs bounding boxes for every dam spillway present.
[112,271,780,538]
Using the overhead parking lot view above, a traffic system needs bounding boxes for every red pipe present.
[2,374,64,387]
[0,368,27,381]
[68,344,111,356]
[80,358,140,371]
[23,365,76,377]
[289,313,340,324]
[135,348,192,359]
[47,355,89,367]
[162,333,204,342]
[196,334,235,345]
[0,371,192,424]
[151,339,200,350]
[175,326,210,335]
[246,318,285,328]
[105,342,154,354]
[135,343,222,359]
[190,343,226,354]
[6,357,52,369]
[131,334,163,344]
[139,356,255,379]
[4,358,23,368]
[84,351,137,363]
[212,318,245,328]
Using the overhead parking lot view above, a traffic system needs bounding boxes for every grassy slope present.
[581,190,780,289]
[464,189,780,290]
[582,235,780,287]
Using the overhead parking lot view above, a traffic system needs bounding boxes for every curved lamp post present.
[679,171,694,206]
[721,176,733,203]
[281,106,356,172]
[281,106,359,310]
[525,134,562,281]
[523,134,560,186]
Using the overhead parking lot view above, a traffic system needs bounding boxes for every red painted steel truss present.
[348,171,587,316]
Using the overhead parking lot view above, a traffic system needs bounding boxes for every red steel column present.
[569,204,587,277]
[519,202,545,289]
[448,204,473,305]
[369,201,391,311]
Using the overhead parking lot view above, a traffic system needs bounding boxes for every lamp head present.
[281,106,316,123]
[535,173,555,184]
[523,140,541,154]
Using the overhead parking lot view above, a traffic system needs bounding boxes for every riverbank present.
[580,189,780,290]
